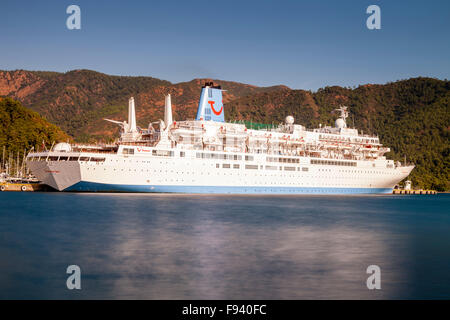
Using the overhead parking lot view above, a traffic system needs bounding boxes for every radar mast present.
[334,105,349,127]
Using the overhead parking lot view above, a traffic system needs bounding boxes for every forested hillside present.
[0,97,70,168]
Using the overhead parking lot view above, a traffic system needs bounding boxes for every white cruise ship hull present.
[27,150,414,194]
[65,183,393,194]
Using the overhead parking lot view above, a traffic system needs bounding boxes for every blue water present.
[0,192,449,299]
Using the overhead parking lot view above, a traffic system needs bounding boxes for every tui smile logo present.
[208,100,223,115]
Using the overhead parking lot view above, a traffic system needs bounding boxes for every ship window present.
[302,167,309,172]
[265,165,277,170]
[223,164,230,169]
[233,164,240,169]
[69,156,79,161]
[245,164,258,170]
[91,157,105,162]
[216,163,220,168]
[123,148,134,155]
[180,151,185,157]
[59,156,68,161]
[152,150,174,157]
[48,156,59,161]
[79,157,90,161]
[245,155,254,161]
[284,166,295,171]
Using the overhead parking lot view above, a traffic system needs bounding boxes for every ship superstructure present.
[26,83,414,193]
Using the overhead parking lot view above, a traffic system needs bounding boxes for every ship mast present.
[334,105,349,126]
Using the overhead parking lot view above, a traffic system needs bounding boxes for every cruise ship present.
[26,83,414,194]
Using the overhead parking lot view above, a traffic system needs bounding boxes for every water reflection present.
[1,193,448,299]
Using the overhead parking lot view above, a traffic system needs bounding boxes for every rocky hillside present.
[0,70,288,140]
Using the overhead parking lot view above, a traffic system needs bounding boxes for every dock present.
[0,182,48,192]
[393,189,437,195]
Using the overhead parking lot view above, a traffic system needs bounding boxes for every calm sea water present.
[0,192,449,299]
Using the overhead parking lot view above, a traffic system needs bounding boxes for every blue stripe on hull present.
[65,181,393,194]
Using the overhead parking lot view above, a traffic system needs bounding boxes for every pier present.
[392,180,437,195]
[393,189,437,195]
[0,182,47,192]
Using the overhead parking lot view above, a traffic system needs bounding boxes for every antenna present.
[334,105,348,121]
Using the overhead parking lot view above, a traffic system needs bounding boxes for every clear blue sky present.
[1,0,449,90]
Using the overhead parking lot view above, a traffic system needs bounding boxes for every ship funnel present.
[195,82,224,122]
[128,97,137,132]
[164,94,173,129]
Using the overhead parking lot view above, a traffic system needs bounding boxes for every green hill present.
[0,97,70,168]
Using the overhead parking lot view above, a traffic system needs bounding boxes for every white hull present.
[27,149,414,194]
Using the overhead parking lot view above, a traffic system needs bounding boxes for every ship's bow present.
[26,154,81,191]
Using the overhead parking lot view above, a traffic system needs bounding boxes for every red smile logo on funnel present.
[208,100,223,116]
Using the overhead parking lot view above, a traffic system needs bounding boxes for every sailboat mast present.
[16,150,19,177]
[1,146,4,173]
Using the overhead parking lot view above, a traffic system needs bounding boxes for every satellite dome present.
[285,115,295,125]
[335,118,346,129]
[53,142,72,152]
